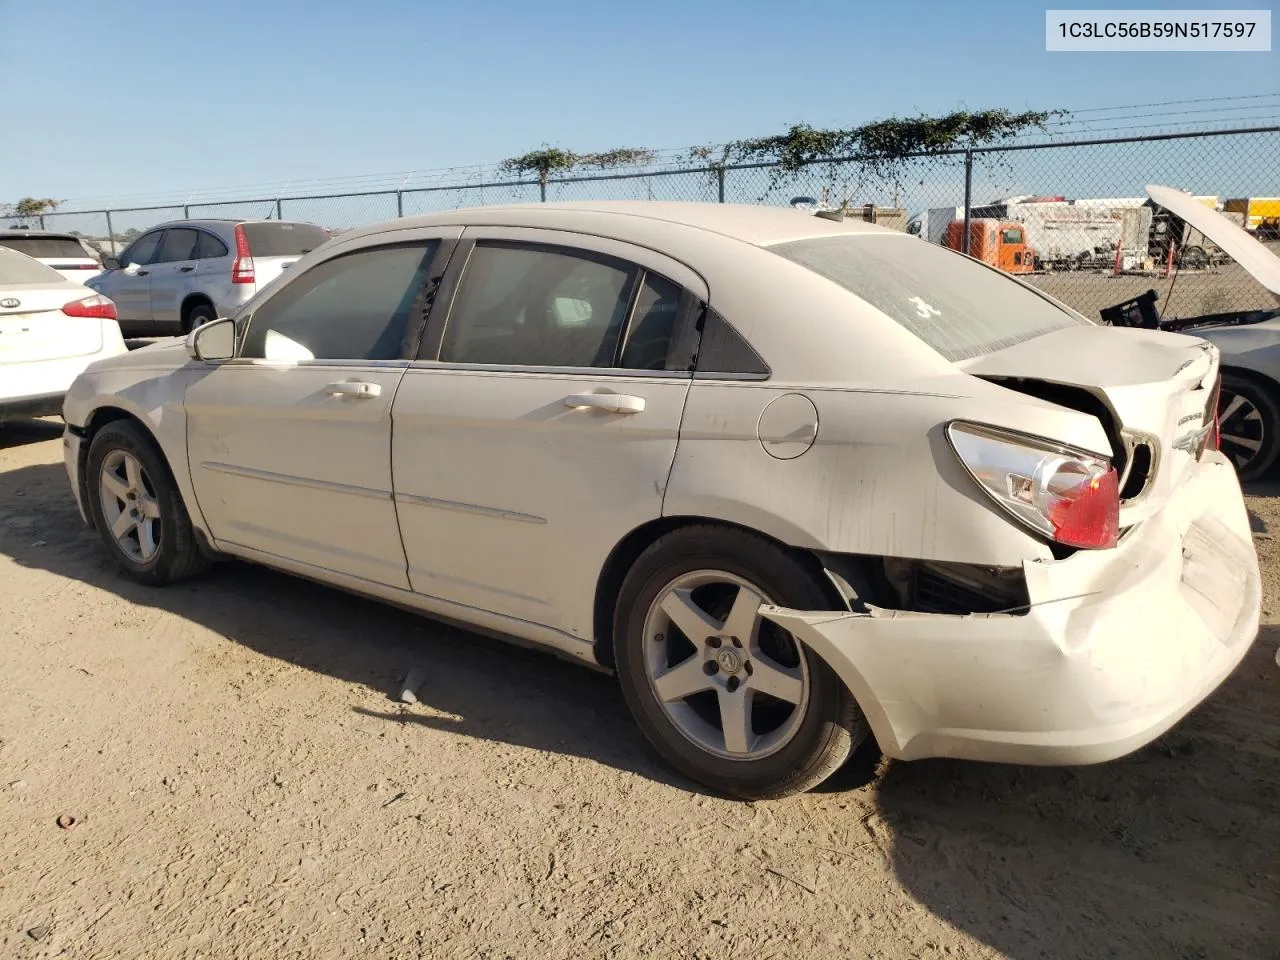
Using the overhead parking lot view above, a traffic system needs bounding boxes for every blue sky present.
[1,0,1275,202]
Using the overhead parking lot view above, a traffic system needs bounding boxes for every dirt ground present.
[1,419,1277,960]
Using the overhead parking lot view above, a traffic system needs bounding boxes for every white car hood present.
[1146,184,1280,297]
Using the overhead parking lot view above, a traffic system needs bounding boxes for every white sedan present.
[1,247,125,422]
[60,202,1260,799]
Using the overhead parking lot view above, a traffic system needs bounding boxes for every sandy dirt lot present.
[1,419,1277,960]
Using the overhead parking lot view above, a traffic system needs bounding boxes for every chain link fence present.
[24,125,1280,324]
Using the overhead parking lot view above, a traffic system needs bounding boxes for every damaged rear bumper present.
[763,450,1260,766]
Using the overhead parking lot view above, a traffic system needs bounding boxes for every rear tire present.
[1218,372,1280,482]
[613,524,869,800]
[85,420,210,585]
[183,301,216,334]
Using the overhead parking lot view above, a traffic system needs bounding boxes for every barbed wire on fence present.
[15,125,1280,327]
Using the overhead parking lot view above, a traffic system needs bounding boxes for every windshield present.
[0,235,94,259]
[0,247,66,284]
[770,235,1086,361]
[241,222,330,257]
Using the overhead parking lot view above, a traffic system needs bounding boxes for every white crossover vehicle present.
[61,202,1260,799]
[1,248,125,422]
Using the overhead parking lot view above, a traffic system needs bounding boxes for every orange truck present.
[944,218,1036,273]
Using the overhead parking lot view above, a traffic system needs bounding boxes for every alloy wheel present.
[641,570,810,760]
[98,449,162,562]
[1218,386,1265,472]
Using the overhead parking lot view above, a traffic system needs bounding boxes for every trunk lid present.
[0,284,104,364]
[960,324,1218,525]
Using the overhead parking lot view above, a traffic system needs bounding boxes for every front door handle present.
[136,269,149,276]
[563,393,645,414]
[325,380,382,399]
[179,266,195,273]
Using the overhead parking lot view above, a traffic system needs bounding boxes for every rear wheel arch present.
[592,516,844,670]
[180,294,217,333]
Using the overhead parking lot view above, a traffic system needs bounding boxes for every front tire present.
[1218,371,1280,482]
[85,421,210,585]
[613,525,869,800]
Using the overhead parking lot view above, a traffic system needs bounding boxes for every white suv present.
[88,219,330,336]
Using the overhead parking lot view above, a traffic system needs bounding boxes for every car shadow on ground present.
[870,626,1279,960]
[0,458,703,795]
[3,456,1277,958]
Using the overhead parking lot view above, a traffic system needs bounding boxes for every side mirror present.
[122,262,141,276]
[186,317,235,361]
[102,256,120,270]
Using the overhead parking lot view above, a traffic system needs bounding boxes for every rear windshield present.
[0,235,95,259]
[241,222,330,257]
[770,235,1086,361]
[0,247,66,284]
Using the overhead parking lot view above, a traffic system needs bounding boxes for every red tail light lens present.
[232,224,255,285]
[1045,464,1120,549]
[948,422,1120,550]
[61,294,117,320]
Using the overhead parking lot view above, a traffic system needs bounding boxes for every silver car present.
[88,219,330,336]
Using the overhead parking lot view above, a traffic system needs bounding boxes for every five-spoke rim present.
[99,450,161,563]
[1218,387,1264,471]
[642,570,810,761]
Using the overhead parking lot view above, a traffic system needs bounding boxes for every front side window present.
[155,228,199,263]
[240,242,437,362]
[121,231,162,267]
[440,243,641,368]
[770,235,1085,362]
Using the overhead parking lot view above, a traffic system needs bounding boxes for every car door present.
[391,228,704,638]
[98,230,162,325]
[184,227,462,588]
[147,227,200,330]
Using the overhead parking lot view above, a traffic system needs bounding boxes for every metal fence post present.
[105,210,115,252]
[39,215,46,229]
[540,180,547,203]
[961,148,973,256]
[183,204,190,218]
[717,167,726,203]
[275,198,283,220]
[396,190,404,218]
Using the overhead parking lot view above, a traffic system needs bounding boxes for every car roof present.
[347,201,898,248]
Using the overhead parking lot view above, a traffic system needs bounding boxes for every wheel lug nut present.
[703,661,718,675]
[707,637,722,649]
[726,676,740,692]
[744,662,753,676]
[730,636,742,648]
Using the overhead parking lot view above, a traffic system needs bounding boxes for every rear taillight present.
[948,422,1119,550]
[232,224,255,285]
[61,294,117,320]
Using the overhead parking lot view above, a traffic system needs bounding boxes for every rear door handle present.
[325,380,382,399]
[563,393,645,414]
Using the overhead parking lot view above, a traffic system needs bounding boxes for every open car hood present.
[1146,184,1280,297]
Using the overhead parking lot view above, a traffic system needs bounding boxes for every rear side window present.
[0,235,93,259]
[194,231,229,260]
[440,243,638,368]
[240,222,329,257]
[770,235,1085,361]
[0,247,65,284]
[121,232,163,267]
